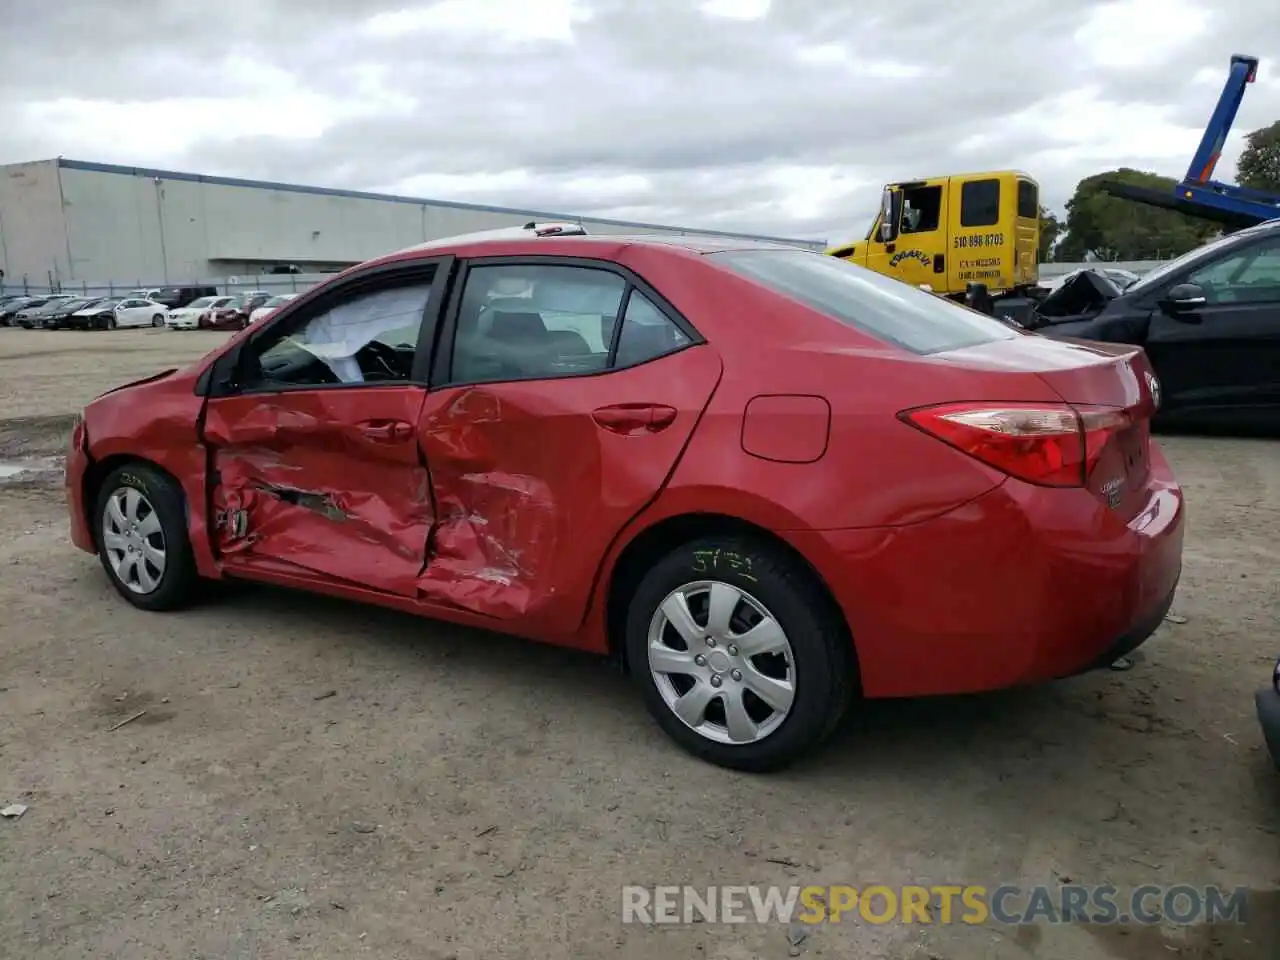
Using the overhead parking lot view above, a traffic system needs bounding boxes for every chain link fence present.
[0,273,332,300]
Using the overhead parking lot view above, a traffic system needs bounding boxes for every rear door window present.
[1017,180,1038,220]
[960,179,1001,228]
[709,249,1016,355]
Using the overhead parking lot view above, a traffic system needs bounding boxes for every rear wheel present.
[625,536,855,771]
[94,463,200,611]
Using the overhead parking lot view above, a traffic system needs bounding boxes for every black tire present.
[106,315,116,330]
[624,535,855,772]
[93,463,201,611]
[152,314,164,327]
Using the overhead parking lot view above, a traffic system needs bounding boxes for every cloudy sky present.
[2,0,1277,243]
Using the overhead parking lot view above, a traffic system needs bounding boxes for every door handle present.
[357,420,414,442]
[592,403,678,435]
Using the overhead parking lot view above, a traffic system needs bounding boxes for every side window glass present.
[900,185,942,234]
[1188,240,1280,304]
[960,179,1000,228]
[613,290,691,368]
[449,264,626,383]
[250,277,433,388]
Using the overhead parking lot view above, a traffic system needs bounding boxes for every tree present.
[1057,168,1218,262]
[1038,206,1061,262]
[1237,120,1280,194]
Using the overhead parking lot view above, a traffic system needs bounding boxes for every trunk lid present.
[933,334,1159,518]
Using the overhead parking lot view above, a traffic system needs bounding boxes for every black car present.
[1259,658,1280,769]
[0,296,43,325]
[64,297,124,330]
[29,297,103,329]
[151,285,218,309]
[14,298,75,328]
[1027,220,1280,432]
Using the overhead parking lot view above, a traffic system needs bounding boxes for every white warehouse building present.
[0,158,823,290]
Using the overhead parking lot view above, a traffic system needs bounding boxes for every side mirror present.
[878,189,899,244]
[1162,282,1206,316]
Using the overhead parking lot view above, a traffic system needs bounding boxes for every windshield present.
[188,297,217,308]
[1124,230,1255,294]
[264,296,293,307]
[708,248,1017,355]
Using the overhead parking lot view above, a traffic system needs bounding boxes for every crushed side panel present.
[415,388,557,618]
[204,390,433,595]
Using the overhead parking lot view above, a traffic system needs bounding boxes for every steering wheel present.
[361,339,409,378]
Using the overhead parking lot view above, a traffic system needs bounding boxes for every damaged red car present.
[64,232,1185,771]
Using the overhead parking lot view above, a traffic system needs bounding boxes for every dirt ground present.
[0,328,1277,960]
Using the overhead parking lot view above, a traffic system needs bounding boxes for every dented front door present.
[414,345,723,630]
[203,386,432,594]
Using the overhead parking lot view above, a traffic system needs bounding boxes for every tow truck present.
[824,170,1042,300]
[1103,54,1280,228]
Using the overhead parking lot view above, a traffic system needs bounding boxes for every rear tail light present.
[899,402,1130,487]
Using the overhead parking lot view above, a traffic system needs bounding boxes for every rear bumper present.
[787,445,1185,698]
[1257,687,1280,768]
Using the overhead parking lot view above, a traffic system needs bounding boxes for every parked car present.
[27,297,106,329]
[1028,219,1280,432]
[91,298,169,330]
[249,293,297,324]
[151,285,219,309]
[1039,267,1141,293]
[68,297,126,330]
[166,296,239,330]
[65,235,1184,771]
[219,291,273,328]
[0,296,41,325]
[14,295,78,328]
[1259,657,1280,769]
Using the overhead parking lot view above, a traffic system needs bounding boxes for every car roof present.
[368,232,805,273]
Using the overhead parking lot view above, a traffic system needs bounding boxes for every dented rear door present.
[416,348,721,629]
[415,260,722,631]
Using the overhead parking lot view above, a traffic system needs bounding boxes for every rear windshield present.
[708,249,1017,355]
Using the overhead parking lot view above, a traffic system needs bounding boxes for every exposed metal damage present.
[416,470,556,619]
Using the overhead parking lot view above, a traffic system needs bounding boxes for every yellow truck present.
[824,171,1041,300]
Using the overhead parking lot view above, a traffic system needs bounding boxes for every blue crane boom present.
[1102,55,1280,228]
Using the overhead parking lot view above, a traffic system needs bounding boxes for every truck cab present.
[825,171,1041,298]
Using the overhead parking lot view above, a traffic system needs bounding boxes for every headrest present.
[487,311,547,340]
[547,330,590,355]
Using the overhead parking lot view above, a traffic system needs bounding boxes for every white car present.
[95,297,167,329]
[165,295,237,330]
[249,293,297,324]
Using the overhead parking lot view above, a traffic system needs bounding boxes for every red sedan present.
[64,232,1184,770]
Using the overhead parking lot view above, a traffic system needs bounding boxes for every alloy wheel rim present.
[101,486,167,594]
[647,580,796,745]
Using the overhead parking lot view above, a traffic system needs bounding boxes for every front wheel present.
[152,314,164,327]
[94,463,201,611]
[625,536,855,772]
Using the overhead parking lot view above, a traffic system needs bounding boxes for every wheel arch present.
[83,454,187,547]
[604,511,859,688]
